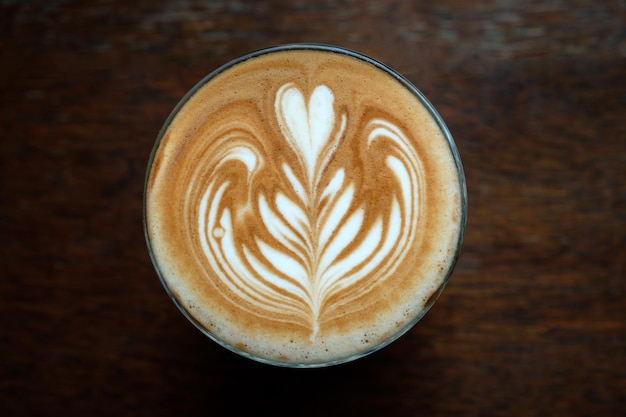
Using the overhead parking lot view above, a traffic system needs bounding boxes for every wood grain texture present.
[1,1,624,416]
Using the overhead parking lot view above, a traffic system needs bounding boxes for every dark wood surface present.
[2,1,624,415]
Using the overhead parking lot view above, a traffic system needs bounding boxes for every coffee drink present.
[144,44,466,367]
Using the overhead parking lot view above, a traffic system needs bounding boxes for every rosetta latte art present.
[197,83,423,339]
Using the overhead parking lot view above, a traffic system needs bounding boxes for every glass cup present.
[144,44,467,368]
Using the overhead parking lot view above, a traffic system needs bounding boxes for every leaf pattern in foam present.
[196,83,422,335]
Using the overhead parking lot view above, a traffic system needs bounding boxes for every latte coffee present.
[144,44,466,367]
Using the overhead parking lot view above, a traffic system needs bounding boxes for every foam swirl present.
[196,83,423,339]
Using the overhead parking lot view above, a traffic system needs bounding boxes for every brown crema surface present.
[145,48,463,365]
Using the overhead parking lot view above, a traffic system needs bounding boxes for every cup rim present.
[143,43,467,368]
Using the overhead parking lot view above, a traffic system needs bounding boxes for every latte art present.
[145,45,465,366]
[198,82,423,340]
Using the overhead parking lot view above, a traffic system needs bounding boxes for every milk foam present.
[146,48,465,365]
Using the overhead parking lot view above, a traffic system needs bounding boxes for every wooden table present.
[2,1,624,415]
